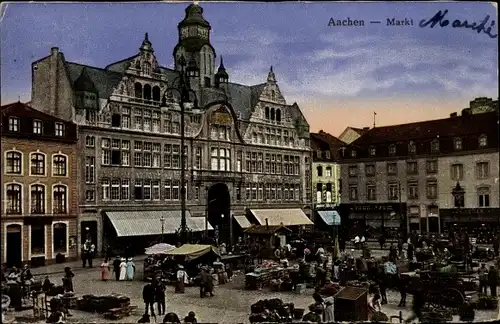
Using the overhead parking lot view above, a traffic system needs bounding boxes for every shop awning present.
[249,209,313,226]
[234,215,252,229]
[317,210,341,226]
[105,211,214,237]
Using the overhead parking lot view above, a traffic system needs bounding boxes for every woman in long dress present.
[323,295,334,322]
[101,259,110,281]
[126,258,135,281]
[119,258,127,281]
[175,265,188,293]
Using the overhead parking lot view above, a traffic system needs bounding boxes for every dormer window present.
[431,139,440,153]
[453,138,462,151]
[389,144,396,155]
[479,134,488,148]
[326,151,331,159]
[265,107,270,119]
[351,149,357,158]
[143,62,151,75]
[8,117,19,132]
[33,120,42,135]
[369,146,376,156]
[55,122,65,137]
[408,141,416,154]
[316,150,321,158]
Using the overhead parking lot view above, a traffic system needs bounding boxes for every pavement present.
[7,251,499,323]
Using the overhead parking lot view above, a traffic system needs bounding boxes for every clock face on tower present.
[181,27,188,39]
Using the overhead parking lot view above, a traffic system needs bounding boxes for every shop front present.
[342,203,407,239]
[440,208,500,238]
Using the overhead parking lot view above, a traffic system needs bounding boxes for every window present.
[366,184,376,200]
[317,166,323,177]
[85,157,95,183]
[30,225,45,256]
[478,134,488,148]
[53,185,67,214]
[316,150,321,158]
[453,138,462,151]
[120,179,129,200]
[53,223,68,254]
[5,184,22,214]
[369,146,376,156]
[143,180,151,200]
[478,187,490,207]
[85,190,95,202]
[210,147,231,171]
[164,144,171,168]
[30,153,45,175]
[426,160,438,174]
[325,167,332,177]
[30,185,45,214]
[53,155,67,176]
[408,182,419,199]
[6,151,22,174]
[33,120,42,134]
[408,141,416,154]
[388,144,396,155]
[365,164,375,177]
[426,180,437,199]
[454,189,465,208]
[451,164,464,181]
[348,185,358,201]
[388,183,399,200]
[172,122,180,134]
[194,147,202,169]
[430,139,440,153]
[134,180,143,200]
[164,180,172,200]
[387,162,397,175]
[111,179,120,200]
[8,117,19,132]
[325,183,332,202]
[55,122,65,136]
[476,162,489,179]
[111,114,121,127]
[152,180,160,200]
[325,151,331,159]
[316,183,322,203]
[102,179,110,200]
[172,145,180,168]
[172,180,180,200]
[407,161,418,175]
[85,136,95,147]
[351,150,357,157]
[348,165,358,177]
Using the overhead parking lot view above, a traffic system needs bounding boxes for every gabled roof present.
[352,111,499,145]
[350,127,371,135]
[65,62,122,99]
[1,101,69,123]
[312,131,346,147]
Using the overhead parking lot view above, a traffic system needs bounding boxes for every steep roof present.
[65,62,123,99]
[312,131,346,147]
[350,127,371,136]
[352,111,499,145]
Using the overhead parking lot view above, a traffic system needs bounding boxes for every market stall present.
[244,225,292,259]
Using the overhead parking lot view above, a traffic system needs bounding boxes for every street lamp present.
[160,216,165,243]
[161,54,199,245]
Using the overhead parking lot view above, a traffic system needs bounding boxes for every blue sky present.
[1,1,498,135]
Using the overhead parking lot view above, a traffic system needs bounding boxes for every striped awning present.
[249,209,313,226]
[234,215,252,229]
[105,211,213,237]
[317,210,341,226]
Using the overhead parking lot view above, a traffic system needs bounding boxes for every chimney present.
[450,112,458,118]
[49,47,59,116]
[51,47,59,56]
[265,218,269,229]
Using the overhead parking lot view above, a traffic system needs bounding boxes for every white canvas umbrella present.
[145,243,176,255]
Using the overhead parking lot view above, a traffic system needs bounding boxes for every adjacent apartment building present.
[310,131,344,229]
[29,3,312,252]
[1,102,78,267]
[339,107,499,237]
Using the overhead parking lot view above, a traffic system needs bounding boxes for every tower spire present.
[140,32,153,52]
[267,65,276,82]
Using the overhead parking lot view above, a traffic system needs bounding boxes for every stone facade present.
[1,102,79,266]
[29,4,311,251]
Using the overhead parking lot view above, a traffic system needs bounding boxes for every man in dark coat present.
[488,265,498,297]
[200,268,214,298]
[155,280,166,315]
[142,279,156,317]
[113,256,121,281]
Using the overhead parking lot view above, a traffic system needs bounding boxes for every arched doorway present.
[207,183,231,243]
[6,224,22,267]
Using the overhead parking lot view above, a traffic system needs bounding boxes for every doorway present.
[207,183,231,243]
[6,224,22,267]
[81,221,98,247]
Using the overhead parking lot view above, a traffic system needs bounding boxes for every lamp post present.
[160,54,199,245]
[160,216,165,243]
[206,197,217,238]
[451,181,467,268]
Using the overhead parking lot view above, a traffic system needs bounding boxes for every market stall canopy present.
[244,225,292,235]
[145,243,176,255]
[105,210,214,237]
[165,244,220,261]
[317,210,341,226]
[234,215,252,229]
[249,209,313,226]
